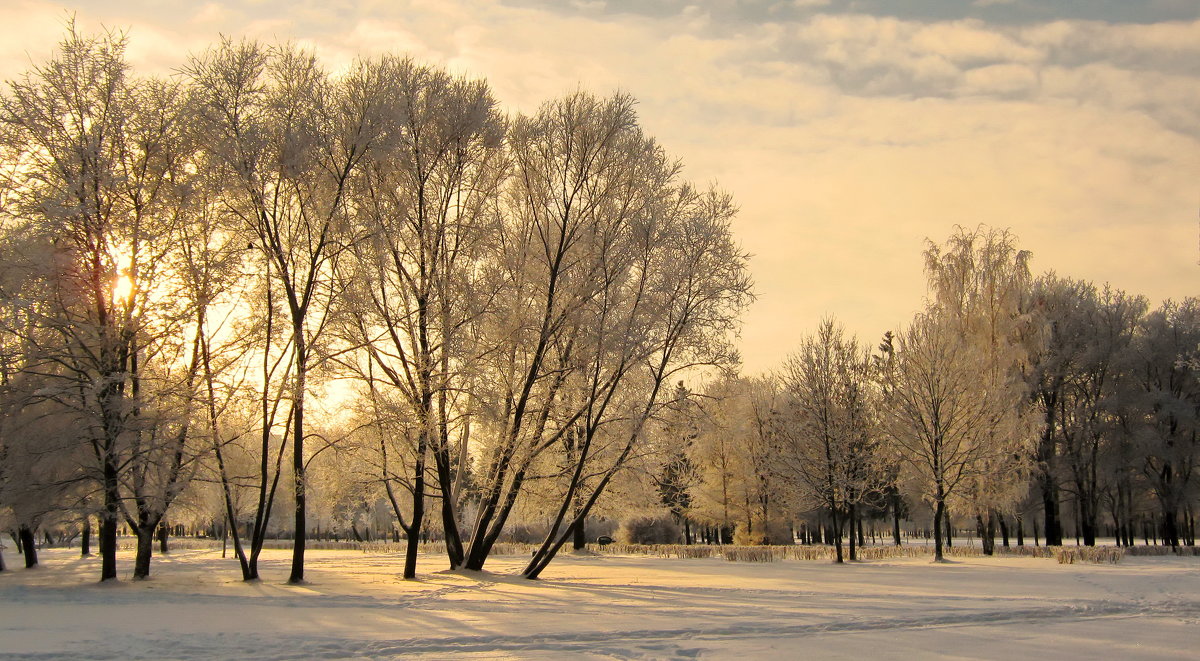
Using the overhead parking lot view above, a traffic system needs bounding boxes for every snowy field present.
[1,547,1197,660]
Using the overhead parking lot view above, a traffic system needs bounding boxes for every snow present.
[1,547,1197,659]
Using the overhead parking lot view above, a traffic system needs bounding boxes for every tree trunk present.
[100,462,120,581]
[1037,393,1064,546]
[1080,494,1097,546]
[403,439,428,578]
[81,517,92,557]
[1161,506,1180,549]
[288,333,308,585]
[892,494,902,546]
[133,527,154,579]
[432,412,465,569]
[976,514,992,556]
[831,505,844,563]
[847,504,856,561]
[1080,499,1089,544]
[1186,508,1195,547]
[999,514,1010,548]
[1015,514,1024,547]
[18,525,37,568]
[572,517,586,551]
[933,496,946,562]
[158,522,169,555]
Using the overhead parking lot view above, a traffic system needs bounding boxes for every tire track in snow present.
[7,599,1195,660]
[342,599,1200,657]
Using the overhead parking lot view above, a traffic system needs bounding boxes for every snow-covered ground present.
[1,546,1197,660]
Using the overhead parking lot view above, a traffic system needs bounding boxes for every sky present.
[1,0,1197,374]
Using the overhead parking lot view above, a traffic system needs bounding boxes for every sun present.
[109,244,135,305]
[112,272,134,304]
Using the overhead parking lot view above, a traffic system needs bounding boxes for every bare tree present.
[521,181,752,578]
[880,312,1019,561]
[1133,298,1199,548]
[459,91,655,572]
[923,225,1034,554]
[187,40,381,582]
[0,24,207,580]
[779,318,882,562]
[339,56,506,576]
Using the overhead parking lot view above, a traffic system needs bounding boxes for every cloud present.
[0,0,1195,373]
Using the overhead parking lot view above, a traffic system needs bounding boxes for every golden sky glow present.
[3,1,1196,373]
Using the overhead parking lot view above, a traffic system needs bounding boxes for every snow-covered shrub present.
[504,523,548,544]
[617,515,681,545]
[723,547,778,562]
[673,545,719,559]
[784,545,834,560]
[1126,545,1200,557]
[1055,547,1124,564]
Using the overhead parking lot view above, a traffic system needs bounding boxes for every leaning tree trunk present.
[433,384,465,570]
[403,428,429,579]
[18,525,37,568]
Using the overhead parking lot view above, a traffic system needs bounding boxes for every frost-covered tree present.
[779,318,882,562]
[1061,285,1144,546]
[338,57,506,576]
[187,40,383,582]
[1133,299,1200,548]
[0,24,212,580]
[523,181,752,577]
[923,226,1034,554]
[448,92,750,576]
[687,375,785,547]
[1023,275,1094,545]
[880,312,1021,561]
